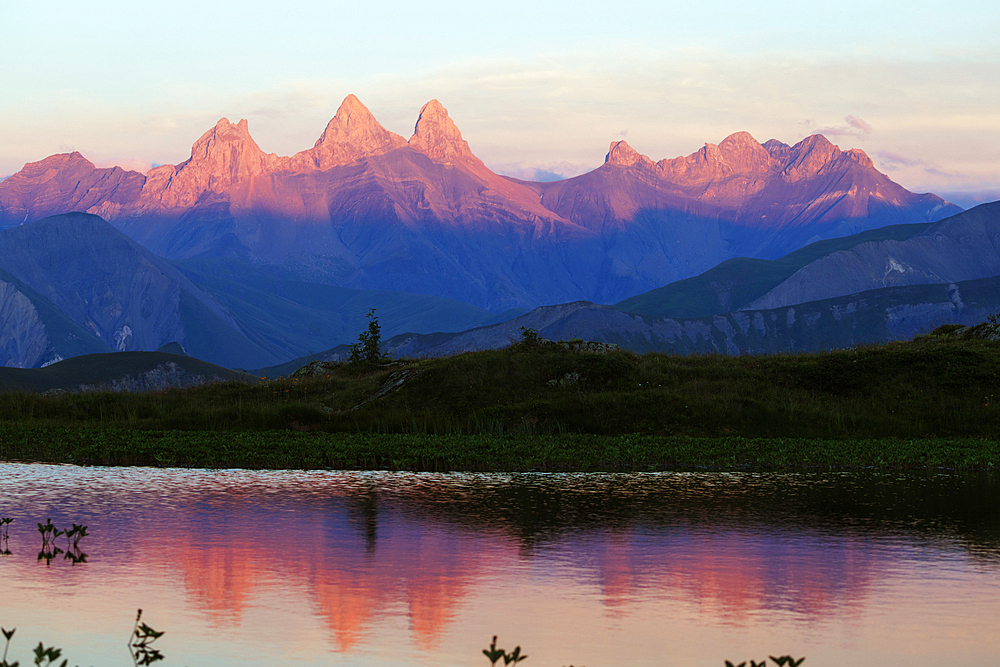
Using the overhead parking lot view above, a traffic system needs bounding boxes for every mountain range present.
[0,96,994,375]
[0,96,959,311]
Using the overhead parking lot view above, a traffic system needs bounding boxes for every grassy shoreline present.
[1,427,997,471]
[2,332,998,471]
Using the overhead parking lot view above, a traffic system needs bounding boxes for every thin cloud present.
[244,86,334,121]
[808,115,874,139]
[492,160,594,182]
[875,150,960,178]
[94,157,153,174]
[876,150,924,170]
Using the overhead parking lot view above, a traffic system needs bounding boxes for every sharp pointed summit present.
[714,132,775,174]
[293,95,406,170]
[782,134,840,182]
[605,141,654,168]
[139,117,279,209]
[408,100,476,162]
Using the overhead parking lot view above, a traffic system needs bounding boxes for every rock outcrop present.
[138,118,280,210]
[0,213,284,368]
[408,99,477,162]
[76,360,228,393]
[290,94,408,171]
[384,274,1000,358]
[0,280,49,367]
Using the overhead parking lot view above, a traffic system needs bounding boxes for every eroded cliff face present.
[0,280,50,368]
[0,213,283,368]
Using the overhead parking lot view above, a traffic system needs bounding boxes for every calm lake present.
[0,463,998,666]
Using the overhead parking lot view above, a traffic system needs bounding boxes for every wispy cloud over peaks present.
[94,157,153,174]
[806,115,874,139]
[492,160,595,183]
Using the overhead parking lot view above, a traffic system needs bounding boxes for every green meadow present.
[0,329,998,471]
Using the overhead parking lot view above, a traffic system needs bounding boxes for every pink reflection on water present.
[1,465,997,666]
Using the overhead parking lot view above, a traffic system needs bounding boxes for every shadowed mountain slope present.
[172,257,513,358]
[0,213,283,368]
[743,201,1000,310]
[614,221,936,318]
[0,213,521,369]
[0,263,112,368]
[381,274,1000,358]
[0,96,961,310]
[616,202,1000,320]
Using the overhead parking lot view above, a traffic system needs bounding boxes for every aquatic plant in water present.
[128,609,165,666]
[483,636,528,666]
[0,518,11,555]
[0,627,77,667]
[726,657,805,667]
[35,520,88,566]
[0,611,163,667]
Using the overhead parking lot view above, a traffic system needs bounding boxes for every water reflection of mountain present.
[2,467,995,653]
[124,471,998,645]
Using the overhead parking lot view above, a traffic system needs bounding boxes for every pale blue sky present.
[1,0,997,197]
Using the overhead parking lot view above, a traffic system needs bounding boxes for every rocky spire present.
[408,100,475,162]
[715,132,775,174]
[186,118,273,189]
[295,94,406,170]
[140,118,277,209]
[782,134,841,182]
[605,140,655,169]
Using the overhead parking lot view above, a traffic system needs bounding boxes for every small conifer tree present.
[349,308,389,364]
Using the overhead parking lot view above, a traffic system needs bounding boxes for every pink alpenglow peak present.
[291,94,407,171]
[408,99,477,162]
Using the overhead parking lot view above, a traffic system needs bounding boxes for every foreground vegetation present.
[0,328,998,470]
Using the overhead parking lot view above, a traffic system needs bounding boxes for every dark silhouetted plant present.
[31,641,71,667]
[727,657,804,667]
[0,519,11,556]
[34,520,87,566]
[517,326,540,349]
[349,309,390,365]
[128,609,165,666]
[770,657,805,667]
[483,636,527,666]
[1,627,18,667]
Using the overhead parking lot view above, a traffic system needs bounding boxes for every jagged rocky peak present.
[3,152,96,186]
[762,139,792,162]
[139,117,277,208]
[189,117,268,170]
[408,99,476,162]
[781,134,842,181]
[715,132,775,173]
[295,94,407,170]
[843,147,874,168]
[605,140,655,169]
